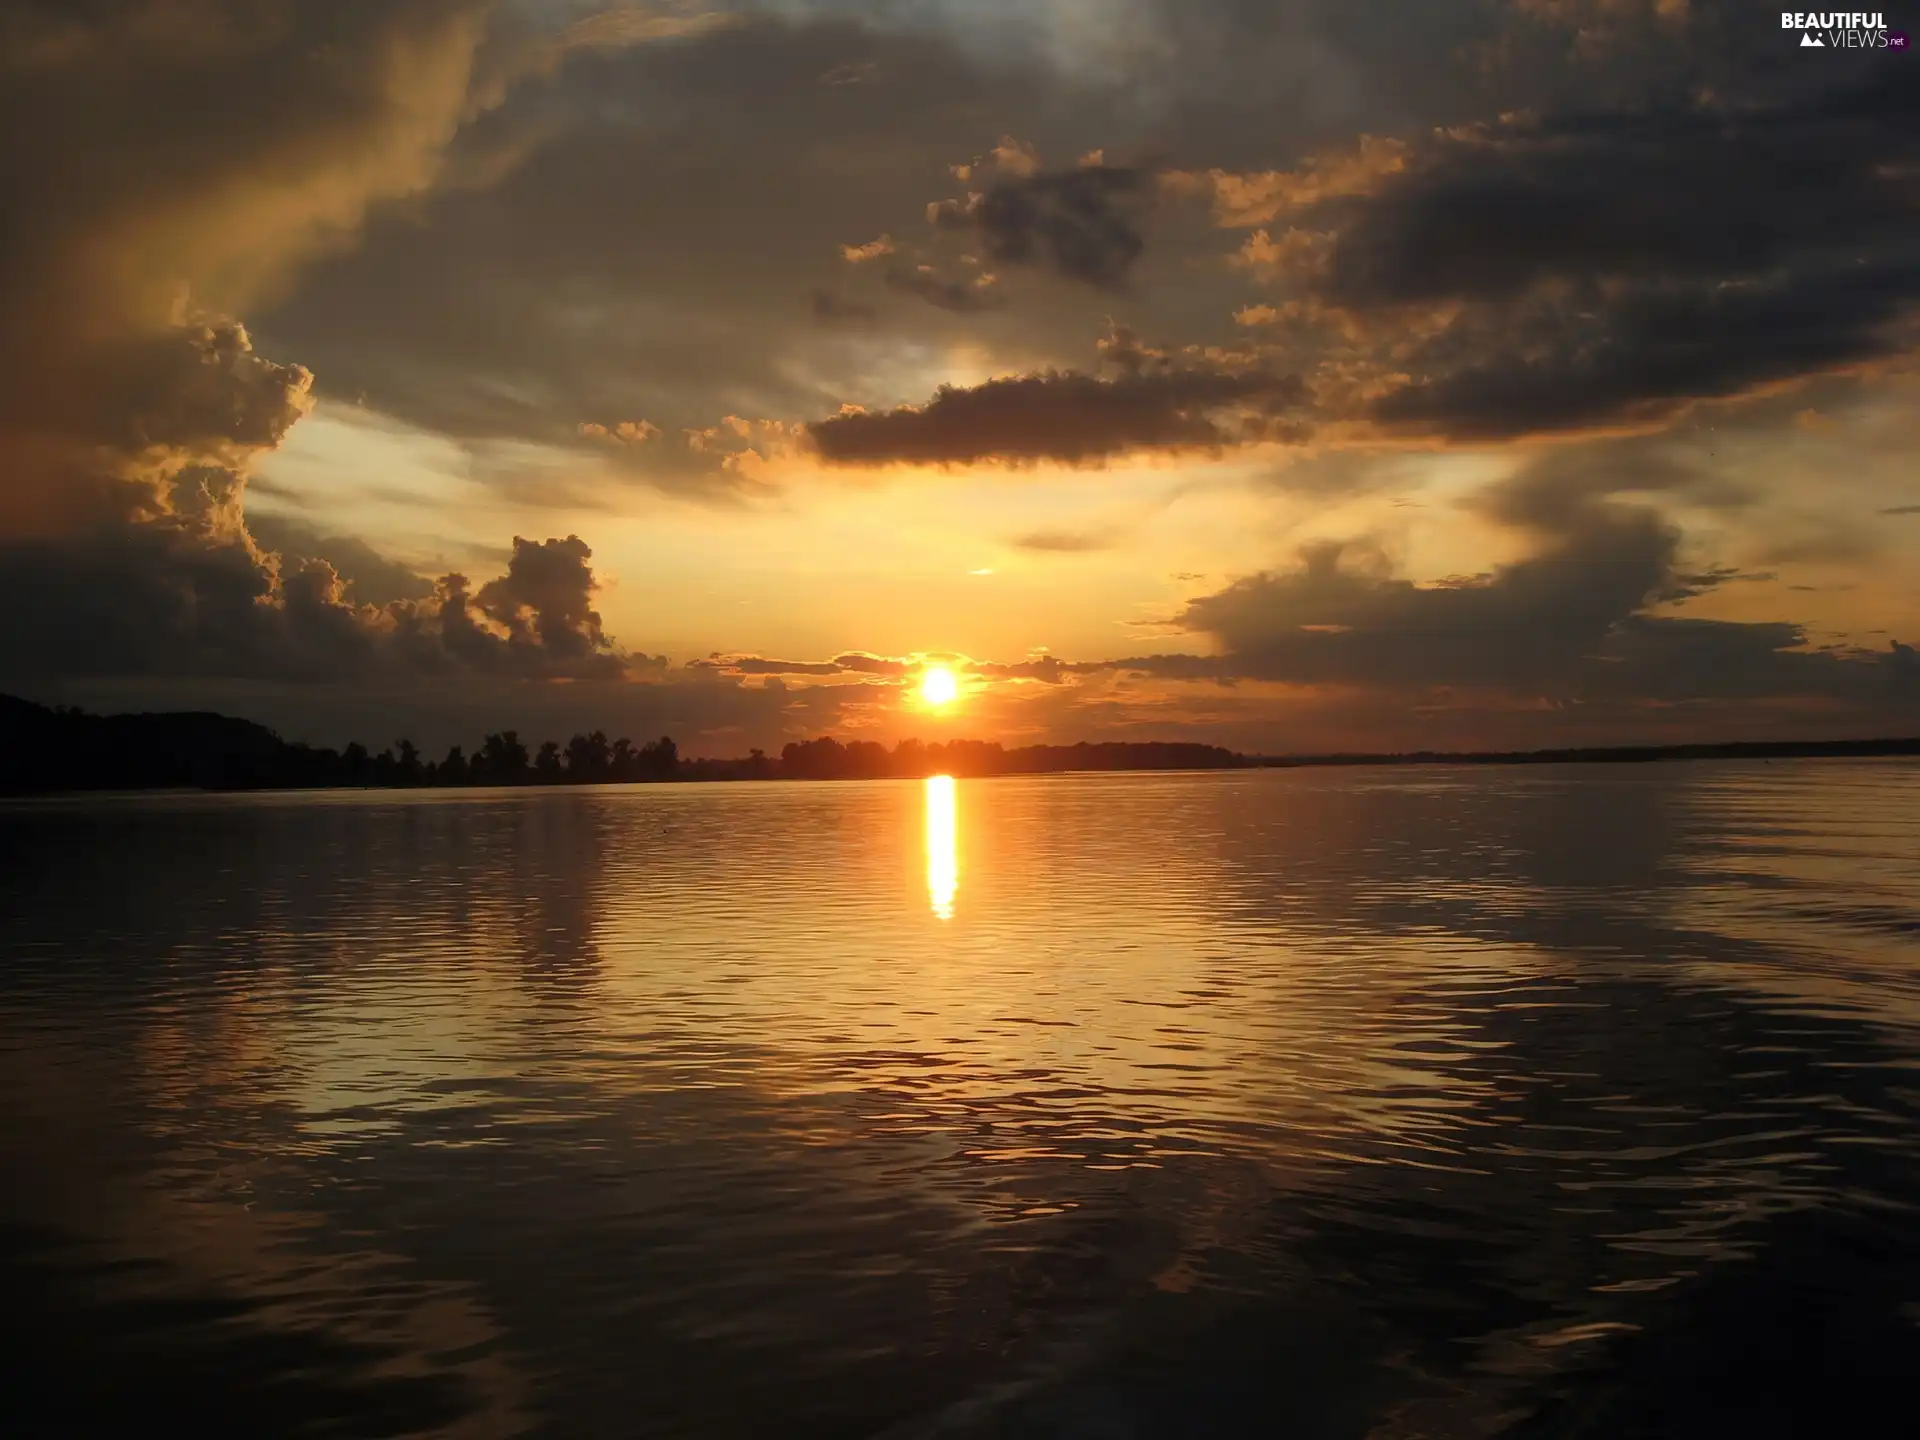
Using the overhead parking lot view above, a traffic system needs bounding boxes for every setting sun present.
[919,666,959,708]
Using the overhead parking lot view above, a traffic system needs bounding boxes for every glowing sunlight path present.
[925,774,958,920]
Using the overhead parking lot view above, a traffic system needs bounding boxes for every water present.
[1,762,1917,1438]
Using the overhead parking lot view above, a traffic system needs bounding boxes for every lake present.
[2,762,1918,1438]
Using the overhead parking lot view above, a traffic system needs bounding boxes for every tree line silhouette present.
[7,693,1910,795]
[0,695,1244,793]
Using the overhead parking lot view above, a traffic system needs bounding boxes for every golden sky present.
[0,0,1915,754]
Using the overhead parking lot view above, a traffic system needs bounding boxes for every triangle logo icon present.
[1800,31,1824,45]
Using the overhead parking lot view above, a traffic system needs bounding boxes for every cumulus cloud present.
[0,0,673,698]
[0,522,632,685]
[245,515,436,607]
[1107,450,1917,717]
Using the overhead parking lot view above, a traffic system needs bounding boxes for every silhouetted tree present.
[14,692,1918,796]
[780,736,844,779]
[478,731,530,784]
[565,731,611,783]
[636,735,679,780]
[535,739,563,781]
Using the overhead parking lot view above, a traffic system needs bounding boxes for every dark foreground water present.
[2,762,1918,1439]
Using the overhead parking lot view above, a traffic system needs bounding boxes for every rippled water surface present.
[3,762,1919,1437]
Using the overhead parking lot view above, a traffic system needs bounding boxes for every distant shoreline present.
[1,693,1914,794]
[1248,737,1920,770]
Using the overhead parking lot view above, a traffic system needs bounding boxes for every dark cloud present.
[808,330,1305,465]
[1368,261,1920,441]
[0,522,359,684]
[832,651,913,678]
[1324,76,1916,308]
[1105,450,1920,716]
[1117,539,1915,715]
[1165,515,1676,694]
[1880,505,1920,516]
[696,656,843,677]
[969,655,1100,684]
[472,536,612,666]
[0,524,631,687]
[0,0,579,696]
[929,164,1148,291]
[693,651,914,680]
[882,266,1003,313]
[1303,68,1920,439]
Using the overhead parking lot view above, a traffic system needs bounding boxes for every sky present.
[0,0,1915,756]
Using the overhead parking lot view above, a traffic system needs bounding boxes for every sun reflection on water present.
[924,774,958,919]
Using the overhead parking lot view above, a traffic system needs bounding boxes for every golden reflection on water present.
[5,765,1920,1435]
[924,774,958,919]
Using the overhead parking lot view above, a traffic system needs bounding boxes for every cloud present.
[0,0,597,695]
[246,15,1067,480]
[928,164,1148,291]
[1321,79,1915,309]
[968,655,1101,684]
[467,535,618,670]
[698,656,843,677]
[1288,71,1920,440]
[882,265,1003,313]
[578,419,662,444]
[0,522,632,686]
[1013,528,1117,552]
[693,649,1097,688]
[840,234,896,264]
[694,651,914,680]
[1163,135,1410,227]
[807,328,1305,466]
[1368,264,1919,441]
[1104,448,1918,715]
[1166,514,1677,694]
[245,516,435,607]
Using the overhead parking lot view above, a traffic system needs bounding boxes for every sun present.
[919,665,960,708]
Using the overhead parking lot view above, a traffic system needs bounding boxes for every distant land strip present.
[0,694,1914,794]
